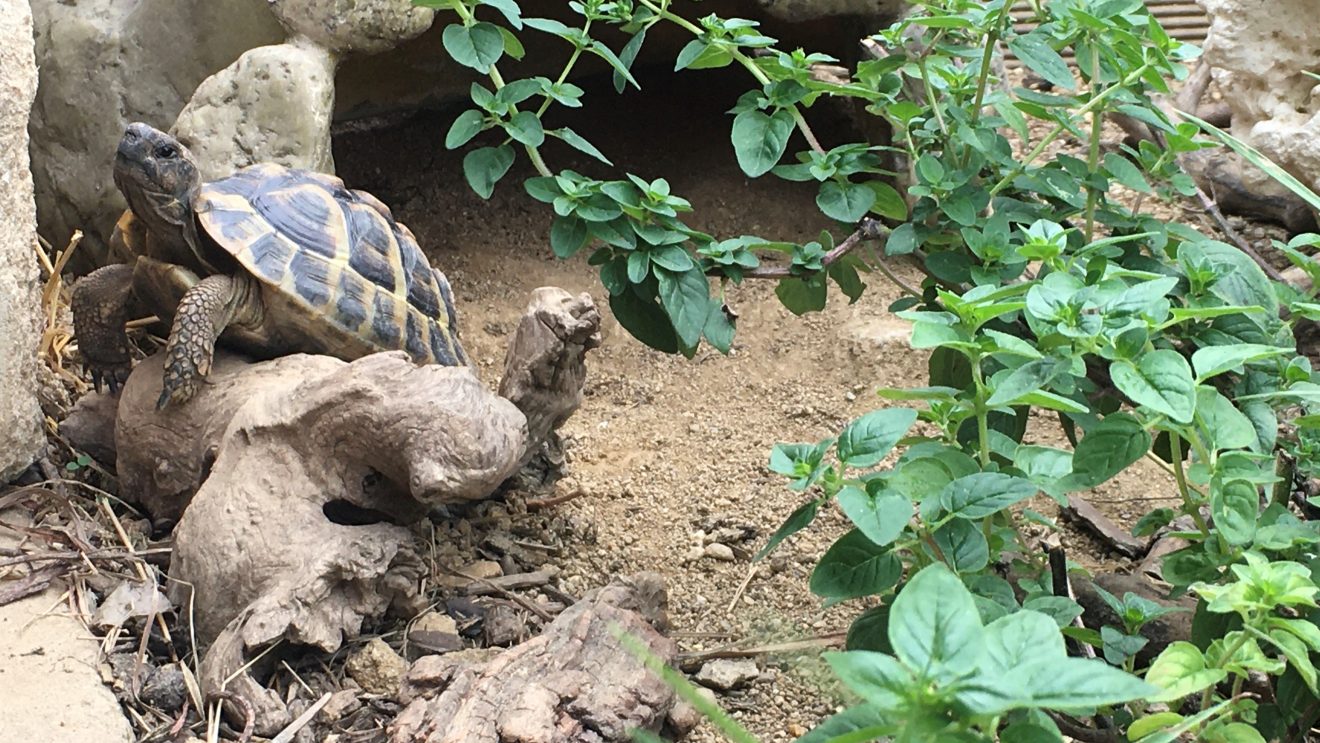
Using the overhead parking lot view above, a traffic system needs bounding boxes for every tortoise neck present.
[124,181,206,265]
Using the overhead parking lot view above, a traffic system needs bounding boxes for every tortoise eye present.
[155,145,178,159]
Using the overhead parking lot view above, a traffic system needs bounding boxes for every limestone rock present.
[1199,0,1320,197]
[346,638,408,696]
[171,41,338,180]
[0,0,45,482]
[268,0,434,54]
[29,0,286,268]
[0,512,134,742]
[693,658,760,691]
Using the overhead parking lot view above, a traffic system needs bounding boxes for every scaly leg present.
[157,273,250,409]
[71,263,137,394]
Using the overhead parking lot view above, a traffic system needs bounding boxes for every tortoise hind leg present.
[71,263,137,394]
[157,273,258,410]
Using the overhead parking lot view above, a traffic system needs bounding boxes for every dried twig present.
[675,632,847,663]
[270,691,332,743]
[457,568,559,596]
[207,690,255,743]
[524,487,586,511]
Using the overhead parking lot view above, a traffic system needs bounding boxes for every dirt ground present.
[327,64,1195,740]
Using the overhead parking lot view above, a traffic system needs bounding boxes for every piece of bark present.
[1061,496,1148,559]
[390,573,695,743]
[1138,515,1199,583]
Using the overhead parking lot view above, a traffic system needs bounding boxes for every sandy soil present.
[329,64,1192,739]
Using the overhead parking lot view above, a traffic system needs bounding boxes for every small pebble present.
[704,543,735,562]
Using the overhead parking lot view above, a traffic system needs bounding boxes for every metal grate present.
[1003,0,1210,66]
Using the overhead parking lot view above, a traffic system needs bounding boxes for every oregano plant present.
[415,0,1320,740]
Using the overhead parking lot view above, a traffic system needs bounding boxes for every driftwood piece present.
[97,288,600,734]
[498,288,600,472]
[391,573,698,743]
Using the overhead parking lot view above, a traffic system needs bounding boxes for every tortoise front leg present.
[157,273,256,410]
[71,263,137,394]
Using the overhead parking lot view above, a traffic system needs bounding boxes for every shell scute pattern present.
[195,163,465,365]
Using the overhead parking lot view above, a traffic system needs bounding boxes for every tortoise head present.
[113,123,202,251]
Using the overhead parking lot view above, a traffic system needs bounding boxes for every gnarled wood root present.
[91,287,599,735]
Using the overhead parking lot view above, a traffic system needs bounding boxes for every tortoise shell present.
[192,163,466,367]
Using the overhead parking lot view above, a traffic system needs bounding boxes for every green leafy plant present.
[414,0,1320,739]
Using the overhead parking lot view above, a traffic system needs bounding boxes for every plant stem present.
[636,0,826,154]
[1169,434,1210,539]
[972,357,992,467]
[969,5,1009,125]
[449,0,554,177]
[989,63,1152,196]
[916,58,949,140]
[1083,43,1103,243]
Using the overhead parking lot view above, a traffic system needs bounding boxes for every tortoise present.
[72,122,469,409]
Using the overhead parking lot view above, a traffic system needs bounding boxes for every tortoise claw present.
[89,360,132,396]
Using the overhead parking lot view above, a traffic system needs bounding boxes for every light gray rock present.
[172,41,338,180]
[693,658,760,691]
[1199,0,1320,194]
[0,512,134,742]
[29,0,286,267]
[0,0,45,482]
[269,0,434,54]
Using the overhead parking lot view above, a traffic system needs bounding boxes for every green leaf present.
[1191,343,1290,381]
[865,181,907,220]
[1127,713,1185,741]
[810,529,904,600]
[503,110,544,147]
[498,27,525,59]
[1109,350,1196,424]
[775,275,827,315]
[446,109,486,149]
[613,27,647,94]
[940,473,1038,520]
[547,127,614,166]
[649,245,694,272]
[837,486,912,549]
[1267,629,1318,695]
[675,38,734,71]
[987,359,1062,407]
[837,409,919,469]
[1103,152,1152,193]
[1022,595,1084,627]
[1211,478,1259,546]
[754,499,819,560]
[1018,657,1156,709]
[442,22,505,73]
[795,705,896,743]
[888,563,984,682]
[609,287,678,354]
[1195,387,1257,451]
[731,109,795,178]
[655,266,711,352]
[1145,641,1227,702]
[982,610,1066,675]
[703,302,735,353]
[817,180,876,223]
[931,518,989,572]
[549,216,588,258]
[479,0,523,28]
[1007,33,1075,90]
[823,651,914,712]
[589,40,641,89]
[1066,413,1151,489]
[462,144,515,199]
